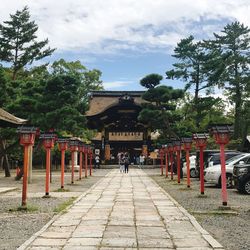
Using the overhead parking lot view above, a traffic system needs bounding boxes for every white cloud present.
[1,0,250,55]
[102,80,134,90]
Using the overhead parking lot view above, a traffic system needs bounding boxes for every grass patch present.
[196,194,209,198]
[179,187,193,191]
[191,210,238,216]
[172,182,185,186]
[54,188,70,192]
[9,204,39,213]
[53,197,77,213]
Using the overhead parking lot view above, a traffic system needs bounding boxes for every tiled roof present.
[0,108,27,125]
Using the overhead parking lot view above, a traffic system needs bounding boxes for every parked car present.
[233,163,250,194]
[195,150,240,176]
[182,155,197,178]
[207,152,241,167]
[204,153,250,187]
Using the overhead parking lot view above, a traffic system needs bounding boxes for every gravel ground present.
[1,167,249,250]
[0,168,111,250]
[145,168,250,250]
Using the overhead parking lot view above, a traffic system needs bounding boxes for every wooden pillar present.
[28,145,33,184]
[142,144,148,157]
[105,144,111,160]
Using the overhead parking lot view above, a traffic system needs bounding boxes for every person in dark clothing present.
[124,153,130,173]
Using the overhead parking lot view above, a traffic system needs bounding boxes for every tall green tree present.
[0,6,55,80]
[204,22,250,138]
[138,74,184,141]
[166,36,213,128]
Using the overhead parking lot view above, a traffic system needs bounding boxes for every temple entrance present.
[86,91,151,163]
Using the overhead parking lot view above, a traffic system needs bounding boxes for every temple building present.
[86,91,151,163]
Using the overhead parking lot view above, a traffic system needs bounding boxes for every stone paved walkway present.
[19,169,223,250]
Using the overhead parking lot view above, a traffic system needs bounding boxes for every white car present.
[204,153,250,187]
[183,155,197,178]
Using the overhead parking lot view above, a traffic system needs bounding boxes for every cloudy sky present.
[1,0,250,91]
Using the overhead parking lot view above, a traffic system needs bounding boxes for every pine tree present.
[138,74,184,140]
[205,22,250,138]
[166,36,213,129]
[0,6,55,80]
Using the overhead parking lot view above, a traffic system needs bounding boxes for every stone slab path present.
[18,169,223,250]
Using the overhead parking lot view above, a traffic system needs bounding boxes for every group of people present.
[117,152,146,173]
[94,152,147,172]
[117,152,130,173]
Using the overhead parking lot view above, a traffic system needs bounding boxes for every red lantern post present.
[181,137,193,188]
[84,145,88,178]
[173,140,182,184]
[193,133,208,195]
[168,143,174,180]
[40,133,56,197]
[17,126,37,208]
[78,141,84,180]
[210,125,233,206]
[57,138,68,189]
[69,139,79,184]
[160,147,164,176]
[165,145,169,178]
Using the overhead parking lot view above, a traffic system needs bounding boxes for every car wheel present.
[226,174,233,188]
[218,174,233,188]
[243,179,250,195]
[190,168,196,178]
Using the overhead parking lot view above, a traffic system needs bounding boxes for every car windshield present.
[226,154,245,164]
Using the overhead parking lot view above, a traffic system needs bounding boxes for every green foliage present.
[140,73,163,89]
[0,6,55,79]
[53,197,76,213]
[166,36,215,128]
[139,74,184,140]
[204,21,250,138]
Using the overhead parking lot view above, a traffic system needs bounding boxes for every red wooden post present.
[17,127,37,208]
[58,138,68,189]
[61,150,65,187]
[160,148,164,176]
[84,146,88,178]
[182,138,193,188]
[173,140,182,184]
[79,148,83,180]
[89,148,93,176]
[69,139,79,184]
[165,147,169,178]
[40,133,56,197]
[22,145,29,206]
[210,125,233,206]
[78,141,84,180]
[193,133,208,195]
[168,143,174,180]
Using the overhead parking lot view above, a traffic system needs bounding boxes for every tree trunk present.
[0,139,11,177]
[194,82,200,129]
[233,81,242,139]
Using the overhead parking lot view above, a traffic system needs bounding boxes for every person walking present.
[124,153,130,173]
[94,155,100,169]
[119,153,125,173]
[139,153,145,168]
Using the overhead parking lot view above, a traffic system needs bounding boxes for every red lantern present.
[58,140,68,151]
[17,126,38,208]
[40,133,56,196]
[193,133,209,195]
[57,138,69,189]
[173,140,182,184]
[210,125,233,206]
[181,138,193,188]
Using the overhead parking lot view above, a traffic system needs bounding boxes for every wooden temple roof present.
[86,91,145,117]
[0,108,27,127]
